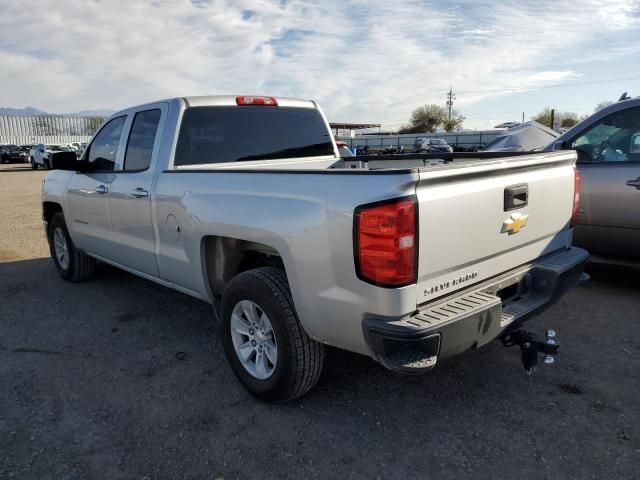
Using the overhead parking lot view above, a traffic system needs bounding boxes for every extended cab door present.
[66,116,127,256]
[106,106,165,276]
[566,106,640,260]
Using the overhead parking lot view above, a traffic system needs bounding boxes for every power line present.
[391,74,640,106]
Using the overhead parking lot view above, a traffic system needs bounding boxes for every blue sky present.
[0,0,639,129]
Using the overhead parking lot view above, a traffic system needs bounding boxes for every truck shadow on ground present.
[1,258,639,479]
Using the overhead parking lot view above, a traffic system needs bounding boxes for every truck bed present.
[173,151,557,173]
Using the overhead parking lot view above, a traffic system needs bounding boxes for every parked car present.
[544,95,640,265]
[484,121,558,152]
[1,144,29,163]
[30,144,71,169]
[30,144,50,169]
[417,138,453,153]
[42,95,586,402]
[494,121,521,129]
[378,145,405,154]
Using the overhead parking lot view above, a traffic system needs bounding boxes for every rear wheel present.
[48,213,96,282]
[30,158,37,170]
[220,267,324,403]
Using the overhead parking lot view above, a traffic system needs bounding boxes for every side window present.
[86,116,126,171]
[123,109,161,171]
[570,106,640,163]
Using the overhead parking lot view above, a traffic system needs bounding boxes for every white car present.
[30,144,50,169]
[30,144,70,169]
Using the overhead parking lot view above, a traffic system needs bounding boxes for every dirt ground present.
[1,162,639,479]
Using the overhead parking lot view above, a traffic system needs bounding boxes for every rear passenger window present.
[124,109,161,171]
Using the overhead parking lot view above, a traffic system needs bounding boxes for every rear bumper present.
[363,247,588,373]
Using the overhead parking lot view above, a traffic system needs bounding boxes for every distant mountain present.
[71,109,115,117]
[0,106,114,117]
[0,106,48,115]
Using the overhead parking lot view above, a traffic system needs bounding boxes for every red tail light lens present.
[355,197,418,287]
[236,96,278,106]
[571,168,581,226]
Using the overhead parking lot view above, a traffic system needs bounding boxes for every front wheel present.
[48,213,96,282]
[220,267,325,403]
[30,158,37,170]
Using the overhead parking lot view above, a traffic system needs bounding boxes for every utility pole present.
[446,87,456,123]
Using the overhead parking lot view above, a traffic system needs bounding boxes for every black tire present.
[44,158,51,170]
[220,267,324,403]
[48,212,96,282]
[30,158,37,170]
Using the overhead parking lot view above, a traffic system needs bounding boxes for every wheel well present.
[202,236,284,298]
[43,202,63,229]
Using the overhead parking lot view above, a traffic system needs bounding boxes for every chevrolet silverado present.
[41,95,587,402]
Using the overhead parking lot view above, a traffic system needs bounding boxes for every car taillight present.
[354,197,418,287]
[571,168,581,227]
[236,96,278,106]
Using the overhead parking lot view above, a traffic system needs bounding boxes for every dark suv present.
[0,144,30,163]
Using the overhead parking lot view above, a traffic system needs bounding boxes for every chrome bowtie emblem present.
[502,213,529,234]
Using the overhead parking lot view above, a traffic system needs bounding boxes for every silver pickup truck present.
[42,95,587,402]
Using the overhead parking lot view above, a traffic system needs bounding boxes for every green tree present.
[594,100,613,113]
[560,112,580,128]
[443,109,465,132]
[405,104,446,133]
[532,107,553,127]
[532,108,580,128]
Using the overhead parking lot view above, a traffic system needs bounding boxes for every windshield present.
[430,139,446,145]
[48,145,63,151]
[174,106,333,166]
[2,144,18,150]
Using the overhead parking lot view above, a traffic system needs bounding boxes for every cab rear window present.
[174,106,333,166]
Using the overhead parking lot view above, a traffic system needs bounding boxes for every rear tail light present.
[354,196,418,287]
[236,96,278,106]
[571,167,581,227]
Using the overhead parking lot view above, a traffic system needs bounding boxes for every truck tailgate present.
[416,152,577,304]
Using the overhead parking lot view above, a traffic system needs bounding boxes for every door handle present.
[130,188,149,198]
[95,185,109,194]
[626,178,640,190]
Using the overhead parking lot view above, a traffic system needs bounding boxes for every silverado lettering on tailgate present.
[424,271,478,296]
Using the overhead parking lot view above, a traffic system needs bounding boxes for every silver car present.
[547,96,640,265]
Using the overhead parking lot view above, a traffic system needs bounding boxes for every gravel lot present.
[1,162,639,479]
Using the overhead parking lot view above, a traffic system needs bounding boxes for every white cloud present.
[0,0,638,127]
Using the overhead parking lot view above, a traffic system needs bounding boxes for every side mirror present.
[551,140,569,151]
[50,151,86,171]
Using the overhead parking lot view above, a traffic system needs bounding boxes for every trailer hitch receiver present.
[501,329,559,375]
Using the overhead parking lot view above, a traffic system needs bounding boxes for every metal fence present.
[338,131,504,150]
[0,115,107,146]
